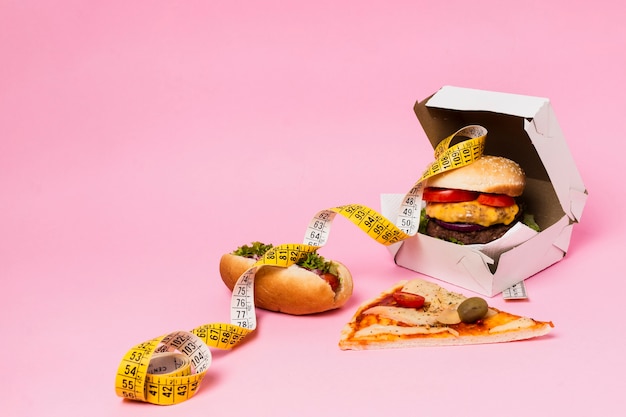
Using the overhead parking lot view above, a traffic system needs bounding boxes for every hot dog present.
[219,242,354,315]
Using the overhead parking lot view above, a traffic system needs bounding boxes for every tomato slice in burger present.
[423,187,478,203]
[477,193,516,207]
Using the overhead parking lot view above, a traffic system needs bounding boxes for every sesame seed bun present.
[425,155,525,197]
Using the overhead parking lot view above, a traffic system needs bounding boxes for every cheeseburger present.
[421,155,538,244]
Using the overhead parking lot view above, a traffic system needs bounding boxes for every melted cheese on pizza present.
[354,324,459,339]
[361,306,440,326]
[489,317,536,333]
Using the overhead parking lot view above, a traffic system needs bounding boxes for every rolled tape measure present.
[115,125,487,405]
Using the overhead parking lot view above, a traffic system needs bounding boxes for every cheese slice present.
[425,200,519,227]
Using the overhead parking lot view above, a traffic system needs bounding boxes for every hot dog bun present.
[219,253,354,315]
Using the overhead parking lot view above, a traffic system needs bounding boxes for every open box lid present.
[382,86,588,296]
[415,85,587,225]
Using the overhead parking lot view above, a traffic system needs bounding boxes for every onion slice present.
[433,219,486,232]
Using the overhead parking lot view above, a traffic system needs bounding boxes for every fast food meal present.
[420,155,540,244]
[339,278,553,350]
[219,242,353,315]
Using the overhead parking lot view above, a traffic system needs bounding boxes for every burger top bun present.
[425,155,525,197]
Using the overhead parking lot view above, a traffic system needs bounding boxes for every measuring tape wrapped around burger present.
[115,125,488,405]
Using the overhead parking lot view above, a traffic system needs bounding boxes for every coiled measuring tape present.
[115,125,487,405]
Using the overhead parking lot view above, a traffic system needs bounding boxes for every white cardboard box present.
[381,86,588,296]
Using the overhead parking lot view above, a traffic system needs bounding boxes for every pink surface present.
[2,1,624,416]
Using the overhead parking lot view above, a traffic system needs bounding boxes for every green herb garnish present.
[445,237,465,245]
[233,241,274,260]
[521,213,541,232]
[298,251,336,275]
[233,242,336,275]
[418,208,429,234]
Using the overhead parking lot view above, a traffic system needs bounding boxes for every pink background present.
[2,1,624,416]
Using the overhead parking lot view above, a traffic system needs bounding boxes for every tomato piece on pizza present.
[392,291,425,308]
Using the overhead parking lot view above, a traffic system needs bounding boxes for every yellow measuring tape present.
[115,125,487,405]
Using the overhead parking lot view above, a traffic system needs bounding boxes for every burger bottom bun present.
[219,253,354,315]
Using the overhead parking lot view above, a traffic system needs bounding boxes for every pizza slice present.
[339,279,553,350]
